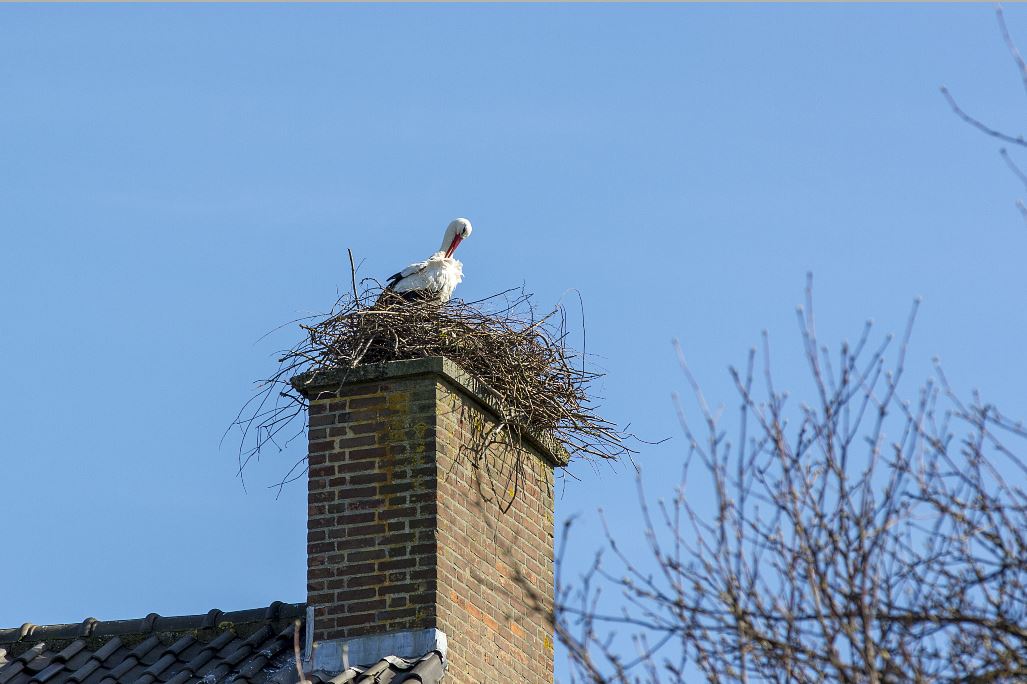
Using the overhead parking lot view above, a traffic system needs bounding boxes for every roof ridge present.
[0,602,305,646]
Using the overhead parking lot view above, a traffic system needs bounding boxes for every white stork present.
[382,218,473,302]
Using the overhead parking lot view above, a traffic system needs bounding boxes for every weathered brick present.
[347,574,386,588]
[308,414,335,428]
[309,464,334,478]
[378,506,417,521]
[410,568,435,581]
[336,612,376,627]
[349,599,387,613]
[379,557,416,571]
[308,591,334,605]
[377,607,419,621]
[346,548,386,562]
[338,435,377,449]
[337,461,374,474]
[349,472,388,485]
[303,370,557,684]
[334,536,377,551]
[308,490,333,504]
[336,512,375,525]
[337,486,377,500]
[349,396,387,409]
[377,483,412,496]
[347,523,386,537]
[340,587,376,601]
[346,446,389,461]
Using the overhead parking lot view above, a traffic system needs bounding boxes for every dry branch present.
[555,277,1027,683]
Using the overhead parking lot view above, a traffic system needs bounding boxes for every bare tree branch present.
[940,86,1027,149]
[556,279,1027,683]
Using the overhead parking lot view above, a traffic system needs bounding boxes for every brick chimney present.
[294,357,566,683]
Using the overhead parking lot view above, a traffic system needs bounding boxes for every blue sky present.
[2,3,1026,678]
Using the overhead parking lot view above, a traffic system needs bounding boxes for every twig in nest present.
[230,273,634,490]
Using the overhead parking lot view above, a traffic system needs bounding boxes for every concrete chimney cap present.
[291,356,569,467]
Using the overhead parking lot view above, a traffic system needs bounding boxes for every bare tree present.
[556,277,1027,683]
[943,5,1027,219]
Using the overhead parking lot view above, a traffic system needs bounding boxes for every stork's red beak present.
[444,235,463,258]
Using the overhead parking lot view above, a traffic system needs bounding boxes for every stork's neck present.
[439,224,458,253]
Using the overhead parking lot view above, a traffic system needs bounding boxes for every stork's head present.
[441,218,473,258]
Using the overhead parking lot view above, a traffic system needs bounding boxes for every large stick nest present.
[233,277,632,485]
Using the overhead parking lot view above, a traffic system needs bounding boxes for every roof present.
[0,604,444,684]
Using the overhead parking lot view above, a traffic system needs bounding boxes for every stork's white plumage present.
[383,218,473,302]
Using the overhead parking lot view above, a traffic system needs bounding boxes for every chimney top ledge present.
[292,357,569,467]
